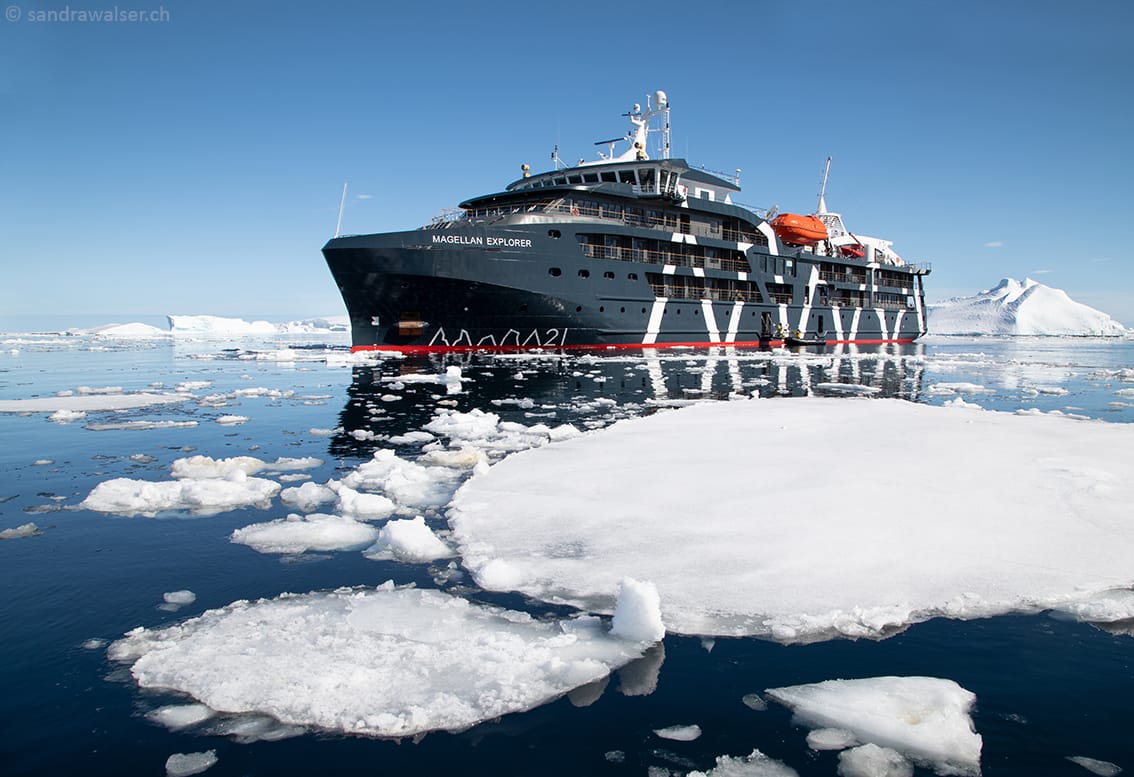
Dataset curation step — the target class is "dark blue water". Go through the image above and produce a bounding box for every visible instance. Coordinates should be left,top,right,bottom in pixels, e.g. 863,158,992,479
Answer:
2,334,1132,776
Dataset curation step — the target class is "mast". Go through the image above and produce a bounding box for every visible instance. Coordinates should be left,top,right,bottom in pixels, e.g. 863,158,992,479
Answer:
817,156,831,214
334,181,348,238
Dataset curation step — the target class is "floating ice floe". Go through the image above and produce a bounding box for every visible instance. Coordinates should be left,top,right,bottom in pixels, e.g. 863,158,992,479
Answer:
109,580,662,738
766,676,982,776
163,590,197,607
340,449,464,514
81,470,281,517
148,703,216,730
279,481,337,511
687,749,799,777
164,750,217,777
168,455,321,479
48,409,86,423
654,723,701,741
231,513,379,554
363,516,453,562
0,522,41,540
448,397,1134,641
1066,755,1123,776
0,391,192,414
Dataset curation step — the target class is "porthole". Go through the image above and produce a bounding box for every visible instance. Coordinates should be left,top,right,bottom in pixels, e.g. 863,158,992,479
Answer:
628,272,639,280
599,306,605,313
603,271,615,280
548,229,561,238
549,267,562,277
578,269,590,279
620,307,625,313
576,306,583,312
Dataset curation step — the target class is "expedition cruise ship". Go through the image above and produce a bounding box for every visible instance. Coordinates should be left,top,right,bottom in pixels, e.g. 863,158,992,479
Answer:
323,91,930,352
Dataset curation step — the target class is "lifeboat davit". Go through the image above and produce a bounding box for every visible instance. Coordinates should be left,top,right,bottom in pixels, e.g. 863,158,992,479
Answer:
770,213,828,245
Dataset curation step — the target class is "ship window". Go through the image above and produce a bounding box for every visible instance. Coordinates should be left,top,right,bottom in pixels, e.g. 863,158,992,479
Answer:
600,171,617,183
548,229,561,238
554,177,567,185
567,175,582,184
603,271,615,279
549,267,562,277
578,269,590,278
618,170,637,184
583,173,599,183
639,167,655,192
628,272,638,280
599,306,605,312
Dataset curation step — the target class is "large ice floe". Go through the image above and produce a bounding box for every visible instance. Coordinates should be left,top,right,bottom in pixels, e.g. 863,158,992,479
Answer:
448,396,1134,641
928,278,1128,336
109,580,663,738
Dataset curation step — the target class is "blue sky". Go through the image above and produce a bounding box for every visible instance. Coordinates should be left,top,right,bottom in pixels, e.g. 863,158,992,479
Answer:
2,0,1132,328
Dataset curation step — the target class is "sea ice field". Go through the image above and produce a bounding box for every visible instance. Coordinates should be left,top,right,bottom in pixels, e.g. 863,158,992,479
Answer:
2,325,1133,776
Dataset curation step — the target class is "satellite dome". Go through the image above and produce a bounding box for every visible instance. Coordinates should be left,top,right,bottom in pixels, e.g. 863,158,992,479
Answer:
654,90,668,108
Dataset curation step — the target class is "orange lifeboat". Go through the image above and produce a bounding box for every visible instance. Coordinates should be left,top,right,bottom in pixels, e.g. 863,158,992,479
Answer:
770,213,828,245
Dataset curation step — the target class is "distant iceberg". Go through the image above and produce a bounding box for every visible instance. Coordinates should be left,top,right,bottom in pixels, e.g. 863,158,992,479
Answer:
928,278,1128,336
62,322,171,338
167,315,348,335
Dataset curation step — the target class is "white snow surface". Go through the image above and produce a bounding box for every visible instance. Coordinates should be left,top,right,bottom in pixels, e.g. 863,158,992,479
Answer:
766,676,981,776
109,583,658,738
928,278,1128,336
448,397,1134,641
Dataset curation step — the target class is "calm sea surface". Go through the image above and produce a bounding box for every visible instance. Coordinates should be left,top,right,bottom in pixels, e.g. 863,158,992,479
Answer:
2,334,1132,776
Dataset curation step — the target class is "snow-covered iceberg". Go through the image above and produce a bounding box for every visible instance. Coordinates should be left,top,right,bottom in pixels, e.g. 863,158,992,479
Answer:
167,315,347,335
928,278,1128,336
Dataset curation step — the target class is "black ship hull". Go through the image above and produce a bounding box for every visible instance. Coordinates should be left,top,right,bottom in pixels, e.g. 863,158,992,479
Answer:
323,221,929,353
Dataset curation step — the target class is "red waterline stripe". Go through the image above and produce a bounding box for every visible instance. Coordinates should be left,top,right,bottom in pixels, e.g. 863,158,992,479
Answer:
350,338,917,355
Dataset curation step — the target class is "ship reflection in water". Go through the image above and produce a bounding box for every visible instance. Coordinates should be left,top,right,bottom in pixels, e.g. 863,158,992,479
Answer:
330,344,927,459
